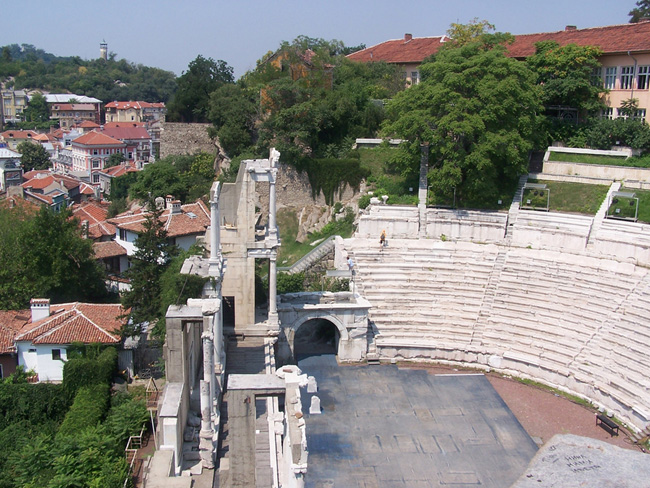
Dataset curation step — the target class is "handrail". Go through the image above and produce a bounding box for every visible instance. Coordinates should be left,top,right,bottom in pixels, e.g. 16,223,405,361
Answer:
277,235,336,274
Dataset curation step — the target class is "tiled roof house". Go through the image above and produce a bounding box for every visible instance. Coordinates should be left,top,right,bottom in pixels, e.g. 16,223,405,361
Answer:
0,310,30,378
14,299,126,381
347,22,650,121
70,130,126,184
108,196,211,255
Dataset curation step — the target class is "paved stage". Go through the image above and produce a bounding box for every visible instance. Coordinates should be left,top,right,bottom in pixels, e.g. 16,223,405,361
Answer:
298,355,538,488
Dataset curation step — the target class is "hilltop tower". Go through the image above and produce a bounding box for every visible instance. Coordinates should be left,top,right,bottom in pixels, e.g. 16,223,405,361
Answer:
100,40,107,60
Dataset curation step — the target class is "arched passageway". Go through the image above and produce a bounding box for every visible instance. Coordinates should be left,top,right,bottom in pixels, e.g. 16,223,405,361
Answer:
293,318,339,360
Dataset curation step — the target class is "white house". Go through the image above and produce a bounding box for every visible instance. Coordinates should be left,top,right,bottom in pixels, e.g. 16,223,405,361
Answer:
14,299,125,382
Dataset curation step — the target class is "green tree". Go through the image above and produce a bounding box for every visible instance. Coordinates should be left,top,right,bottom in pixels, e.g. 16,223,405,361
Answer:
382,35,541,206
526,41,604,116
630,0,650,22
104,152,124,169
0,206,108,309
22,92,50,126
167,55,234,122
16,141,50,171
208,83,259,157
128,160,186,202
121,201,179,335
445,18,495,48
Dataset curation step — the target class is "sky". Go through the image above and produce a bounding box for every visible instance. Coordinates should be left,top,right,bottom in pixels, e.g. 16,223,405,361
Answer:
1,0,632,80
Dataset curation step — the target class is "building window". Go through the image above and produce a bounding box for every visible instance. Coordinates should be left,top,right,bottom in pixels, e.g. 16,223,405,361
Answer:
633,108,647,123
52,349,62,360
602,107,614,119
92,159,101,169
93,149,98,155
128,152,133,160
620,66,635,90
92,173,100,184
604,67,617,89
638,65,650,90
590,67,603,86
119,228,127,241
411,71,420,84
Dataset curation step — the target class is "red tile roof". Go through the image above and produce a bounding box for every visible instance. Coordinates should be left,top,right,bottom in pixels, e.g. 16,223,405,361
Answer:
105,101,164,110
52,103,95,111
0,311,30,353
109,200,211,238
78,121,101,128
16,302,125,345
507,21,650,58
347,35,447,64
71,201,115,240
93,240,128,259
72,130,125,147
1,130,38,140
102,126,151,141
101,162,138,178
104,122,146,128
347,22,650,66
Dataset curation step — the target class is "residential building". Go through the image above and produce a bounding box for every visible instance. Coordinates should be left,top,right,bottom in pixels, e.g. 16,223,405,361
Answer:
104,101,166,123
101,125,153,165
70,130,126,184
44,94,102,125
50,103,98,128
96,160,138,195
15,299,125,382
21,170,96,205
347,21,650,121
507,22,650,122
0,310,29,378
347,33,445,86
109,196,211,254
1,90,29,125
0,129,39,151
0,147,23,192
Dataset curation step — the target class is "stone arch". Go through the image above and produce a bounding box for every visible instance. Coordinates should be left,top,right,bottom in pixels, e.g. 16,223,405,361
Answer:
278,312,351,365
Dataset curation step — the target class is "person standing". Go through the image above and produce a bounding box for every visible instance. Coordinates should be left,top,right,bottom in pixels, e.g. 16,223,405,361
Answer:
379,229,386,251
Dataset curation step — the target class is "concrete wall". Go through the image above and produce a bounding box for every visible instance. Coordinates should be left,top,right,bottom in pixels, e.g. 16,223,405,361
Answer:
542,161,650,182
16,342,68,381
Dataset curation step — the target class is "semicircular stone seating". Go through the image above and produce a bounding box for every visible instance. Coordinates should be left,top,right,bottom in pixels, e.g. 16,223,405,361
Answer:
344,236,650,433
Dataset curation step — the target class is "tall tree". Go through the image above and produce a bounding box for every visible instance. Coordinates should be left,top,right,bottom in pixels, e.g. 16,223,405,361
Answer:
382,34,541,206
629,0,650,22
16,141,50,171
22,92,50,125
0,206,109,309
121,202,179,335
167,55,234,122
526,41,604,115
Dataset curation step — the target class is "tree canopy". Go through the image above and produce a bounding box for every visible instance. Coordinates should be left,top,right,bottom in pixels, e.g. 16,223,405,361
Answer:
629,0,650,22
121,201,179,335
0,206,110,309
382,35,541,206
167,55,235,122
16,141,50,171
526,41,604,116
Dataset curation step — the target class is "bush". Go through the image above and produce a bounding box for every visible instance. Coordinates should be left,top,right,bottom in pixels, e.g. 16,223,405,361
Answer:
277,272,305,294
63,347,117,402
57,384,110,439
104,397,149,445
0,383,68,431
358,194,371,209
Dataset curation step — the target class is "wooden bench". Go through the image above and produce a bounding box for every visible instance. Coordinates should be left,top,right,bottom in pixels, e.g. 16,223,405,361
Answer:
596,413,619,436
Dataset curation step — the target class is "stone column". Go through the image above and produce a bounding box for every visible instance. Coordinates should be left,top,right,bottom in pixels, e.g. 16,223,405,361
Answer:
268,254,278,326
199,330,215,468
418,142,429,238
209,182,221,275
268,168,278,240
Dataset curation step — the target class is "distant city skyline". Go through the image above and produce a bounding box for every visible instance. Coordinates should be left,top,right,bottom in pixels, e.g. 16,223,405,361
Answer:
0,0,631,80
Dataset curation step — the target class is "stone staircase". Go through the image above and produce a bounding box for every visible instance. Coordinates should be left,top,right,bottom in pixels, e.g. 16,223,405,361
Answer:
586,181,621,248
470,250,507,347
505,174,529,242
278,236,336,275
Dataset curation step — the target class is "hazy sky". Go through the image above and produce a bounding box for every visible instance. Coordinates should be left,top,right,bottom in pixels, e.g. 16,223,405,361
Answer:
1,0,631,79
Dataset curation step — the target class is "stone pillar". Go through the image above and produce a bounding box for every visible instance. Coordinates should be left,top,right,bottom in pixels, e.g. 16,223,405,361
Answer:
209,182,221,275
268,254,278,326
202,329,215,420
199,379,215,468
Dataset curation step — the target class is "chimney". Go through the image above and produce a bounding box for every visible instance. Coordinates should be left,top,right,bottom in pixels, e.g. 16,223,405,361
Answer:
81,220,89,238
404,33,413,42
30,298,51,322
171,200,182,215
166,195,173,209
565,25,577,31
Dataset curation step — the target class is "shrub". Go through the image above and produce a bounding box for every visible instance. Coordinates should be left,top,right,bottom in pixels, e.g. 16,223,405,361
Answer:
277,272,305,294
63,347,117,402
57,384,110,439
358,194,371,209
104,397,149,445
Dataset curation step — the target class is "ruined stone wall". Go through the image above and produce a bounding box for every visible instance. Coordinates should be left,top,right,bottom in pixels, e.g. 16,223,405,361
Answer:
256,163,366,242
159,122,217,159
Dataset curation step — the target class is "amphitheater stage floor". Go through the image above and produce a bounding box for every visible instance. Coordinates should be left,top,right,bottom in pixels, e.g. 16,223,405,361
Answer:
297,354,538,488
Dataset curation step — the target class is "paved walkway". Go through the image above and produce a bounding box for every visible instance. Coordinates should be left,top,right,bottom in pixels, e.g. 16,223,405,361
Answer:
298,355,538,488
